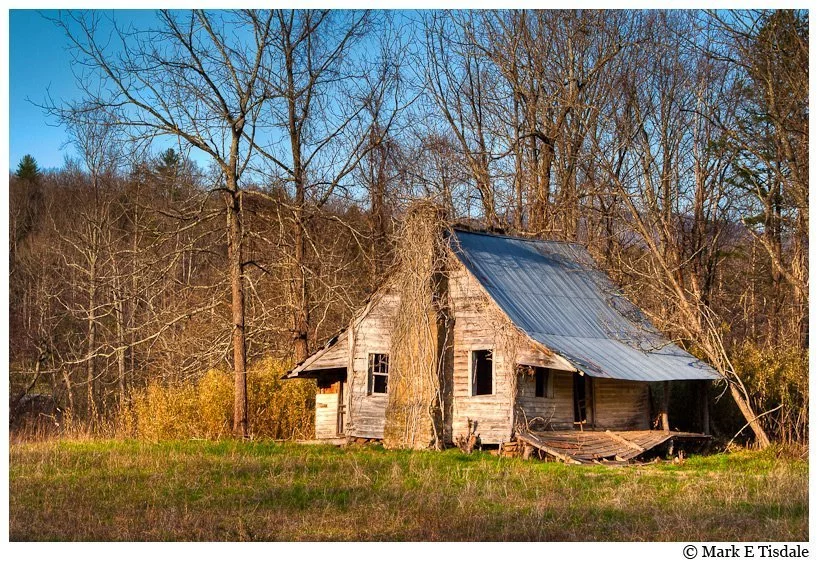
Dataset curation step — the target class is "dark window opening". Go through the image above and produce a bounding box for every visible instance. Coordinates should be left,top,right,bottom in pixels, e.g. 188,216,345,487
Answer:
573,373,587,423
472,350,493,396
534,367,552,398
368,353,389,395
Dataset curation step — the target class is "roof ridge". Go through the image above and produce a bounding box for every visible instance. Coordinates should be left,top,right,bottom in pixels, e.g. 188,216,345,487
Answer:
451,227,587,248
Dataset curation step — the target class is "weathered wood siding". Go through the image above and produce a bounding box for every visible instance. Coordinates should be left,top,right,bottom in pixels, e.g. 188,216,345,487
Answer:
335,257,651,442
346,290,400,439
516,369,576,430
305,333,348,372
593,378,650,430
516,372,651,431
447,262,589,443
448,264,516,444
315,393,339,439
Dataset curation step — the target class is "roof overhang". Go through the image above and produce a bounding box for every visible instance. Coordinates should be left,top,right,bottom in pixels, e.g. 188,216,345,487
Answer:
283,277,397,379
283,330,348,379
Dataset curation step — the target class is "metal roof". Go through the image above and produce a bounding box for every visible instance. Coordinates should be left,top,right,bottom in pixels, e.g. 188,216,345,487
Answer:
450,229,721,382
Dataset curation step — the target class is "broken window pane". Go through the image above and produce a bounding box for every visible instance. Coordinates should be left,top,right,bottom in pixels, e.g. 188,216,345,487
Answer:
368,353,389,394
472,350,493,396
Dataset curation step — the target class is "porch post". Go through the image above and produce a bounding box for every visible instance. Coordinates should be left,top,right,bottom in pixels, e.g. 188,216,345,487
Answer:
660,381,670,431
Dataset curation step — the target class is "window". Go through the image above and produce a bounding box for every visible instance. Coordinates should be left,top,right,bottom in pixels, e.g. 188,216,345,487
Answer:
534,367,554,399
471,350,493,396
368,353,389,395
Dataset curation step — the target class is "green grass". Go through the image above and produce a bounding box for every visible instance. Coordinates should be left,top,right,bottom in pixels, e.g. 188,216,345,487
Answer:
9,440,808,541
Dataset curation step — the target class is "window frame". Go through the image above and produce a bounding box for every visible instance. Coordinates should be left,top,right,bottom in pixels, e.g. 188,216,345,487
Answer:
469,349,495,396
534,367,555,399
367,352,390,396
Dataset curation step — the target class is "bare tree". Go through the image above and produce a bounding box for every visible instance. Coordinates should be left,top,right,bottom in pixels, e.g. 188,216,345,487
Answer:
53,10,277,437
247,10,404,362
422,12,504,228
710,10,808,346
588,12,772,446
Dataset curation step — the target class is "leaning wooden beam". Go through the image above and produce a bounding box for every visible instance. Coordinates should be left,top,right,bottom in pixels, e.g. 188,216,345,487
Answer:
516,431,582,464
605,430,647,452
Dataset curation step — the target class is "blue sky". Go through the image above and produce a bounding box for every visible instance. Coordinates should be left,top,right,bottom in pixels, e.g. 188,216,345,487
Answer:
8,9,412,176
9,10,160,171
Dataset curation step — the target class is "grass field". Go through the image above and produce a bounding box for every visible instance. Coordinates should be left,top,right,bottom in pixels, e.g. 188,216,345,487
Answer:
9,440,808,541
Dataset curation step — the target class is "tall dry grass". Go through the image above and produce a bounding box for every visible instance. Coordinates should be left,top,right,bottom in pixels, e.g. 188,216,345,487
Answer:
118,358,315,440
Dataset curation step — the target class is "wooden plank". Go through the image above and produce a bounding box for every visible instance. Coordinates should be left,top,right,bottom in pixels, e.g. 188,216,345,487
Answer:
634,435,673,453
605,430,645,452
667,431,711,439
315,393,339,439
521,429,701,463
530,430,671,462
516,431,581,464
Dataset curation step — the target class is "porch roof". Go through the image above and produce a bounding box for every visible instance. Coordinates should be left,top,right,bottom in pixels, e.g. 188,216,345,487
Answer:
284,330,348,378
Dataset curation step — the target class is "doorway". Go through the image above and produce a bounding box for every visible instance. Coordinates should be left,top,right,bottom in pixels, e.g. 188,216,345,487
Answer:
573,373,587,426
337,377,347,436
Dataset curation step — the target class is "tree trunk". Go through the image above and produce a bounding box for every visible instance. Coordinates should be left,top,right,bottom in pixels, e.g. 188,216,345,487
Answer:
225,188,248,438
87,256,97,421
530,138,554,235
728,382,771,448
62,369,75,419
292,215,310,363
112,252,127,406
369,148,388,285
474,166,498,229
115,290,127,405
513,98,524,232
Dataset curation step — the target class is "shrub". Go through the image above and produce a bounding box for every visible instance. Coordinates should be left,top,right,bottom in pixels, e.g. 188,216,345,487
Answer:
247,358,316,439
731,342,808,444
120,358,316,440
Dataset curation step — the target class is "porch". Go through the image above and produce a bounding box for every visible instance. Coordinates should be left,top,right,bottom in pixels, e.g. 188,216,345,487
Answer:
515,429,711,464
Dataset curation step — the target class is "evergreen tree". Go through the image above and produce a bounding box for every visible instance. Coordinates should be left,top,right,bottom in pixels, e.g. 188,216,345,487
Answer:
15,154,40,181
155,148,181,199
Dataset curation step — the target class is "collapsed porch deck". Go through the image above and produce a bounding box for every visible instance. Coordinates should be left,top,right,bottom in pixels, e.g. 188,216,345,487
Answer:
516,430,710,464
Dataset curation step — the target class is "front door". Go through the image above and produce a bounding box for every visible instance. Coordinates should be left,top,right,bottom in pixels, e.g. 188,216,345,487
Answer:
337,377,347,436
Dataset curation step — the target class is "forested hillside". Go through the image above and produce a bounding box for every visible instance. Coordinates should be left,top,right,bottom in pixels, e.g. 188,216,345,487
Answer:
9,10,807,444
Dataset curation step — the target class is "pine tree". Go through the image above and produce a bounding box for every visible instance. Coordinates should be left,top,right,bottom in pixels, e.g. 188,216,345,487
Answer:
15,154,40,181
155,148,181,199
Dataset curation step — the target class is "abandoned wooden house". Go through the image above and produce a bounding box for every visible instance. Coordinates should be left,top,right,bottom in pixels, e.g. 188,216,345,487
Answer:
285,221,718,462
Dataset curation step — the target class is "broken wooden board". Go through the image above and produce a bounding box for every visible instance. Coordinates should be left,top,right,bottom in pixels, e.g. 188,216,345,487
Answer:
515,429,710,464
516,431,582,464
